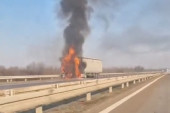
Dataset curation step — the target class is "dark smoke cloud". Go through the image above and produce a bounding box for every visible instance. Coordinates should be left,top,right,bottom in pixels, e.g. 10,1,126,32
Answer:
100,0,170,55
60,0,90,56
83,0,170,68
101,26,170,54
96,14,110,31
89,0,129,31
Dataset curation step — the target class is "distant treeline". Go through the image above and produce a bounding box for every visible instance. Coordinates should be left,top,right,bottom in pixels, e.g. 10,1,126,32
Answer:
0,63,60,76
103,66,161,73
0,63,161,76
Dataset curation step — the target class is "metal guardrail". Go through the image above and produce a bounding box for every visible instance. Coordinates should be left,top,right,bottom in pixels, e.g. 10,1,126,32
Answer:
0,73,159,99
0,73,162,113
0,72,161,84
99,71,162,77
0,74,161,97
0,75,60,83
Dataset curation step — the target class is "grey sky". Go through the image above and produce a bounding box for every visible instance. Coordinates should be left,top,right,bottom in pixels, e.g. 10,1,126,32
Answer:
0,0,170,68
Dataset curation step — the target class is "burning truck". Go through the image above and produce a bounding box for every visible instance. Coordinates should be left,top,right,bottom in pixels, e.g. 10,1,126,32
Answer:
61,47,102,78
60,0,101,78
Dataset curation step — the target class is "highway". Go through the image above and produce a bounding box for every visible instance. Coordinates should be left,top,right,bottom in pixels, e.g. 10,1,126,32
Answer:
100,75,169,113
0,77,118,90
0,74,128,90
0,73,162,113
0,78,88,90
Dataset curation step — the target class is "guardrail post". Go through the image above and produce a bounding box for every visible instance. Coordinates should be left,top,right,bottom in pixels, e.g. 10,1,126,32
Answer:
86,92,91,101
4,89,13,96
6,79,9,83
81,81,84,84
126,82,129,87
4,90,9,96
96,80,98,84
133,80,136,84
138,79,141,82
121,83,125,88
55,84,59,88
10,89,13,96
36,106,43,113
109,87,112,93
24,78,27,82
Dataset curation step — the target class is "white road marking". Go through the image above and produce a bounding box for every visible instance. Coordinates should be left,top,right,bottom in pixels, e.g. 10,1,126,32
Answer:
99,75,164,113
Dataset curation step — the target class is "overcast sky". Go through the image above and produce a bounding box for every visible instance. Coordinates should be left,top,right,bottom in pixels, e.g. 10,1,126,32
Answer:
0,0,170,68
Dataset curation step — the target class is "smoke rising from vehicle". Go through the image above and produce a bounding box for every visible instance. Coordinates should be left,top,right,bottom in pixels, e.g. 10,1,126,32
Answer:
60,0,90,78
60,0,90,56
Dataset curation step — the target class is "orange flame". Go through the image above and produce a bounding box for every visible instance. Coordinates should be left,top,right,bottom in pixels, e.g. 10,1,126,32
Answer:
61,47,81,78
74,57,81,78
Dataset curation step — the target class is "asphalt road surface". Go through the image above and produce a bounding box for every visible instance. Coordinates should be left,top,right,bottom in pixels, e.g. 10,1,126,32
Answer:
0,76,118,90
0,78,91,90
0,75,128,90
106,75,169,113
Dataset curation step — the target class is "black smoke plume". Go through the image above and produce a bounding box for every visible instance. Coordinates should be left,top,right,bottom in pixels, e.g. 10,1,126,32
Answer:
60,0,90,56
60,0,90,77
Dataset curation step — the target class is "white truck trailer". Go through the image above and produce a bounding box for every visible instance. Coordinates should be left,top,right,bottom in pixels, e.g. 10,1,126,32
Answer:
81,57,102,78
